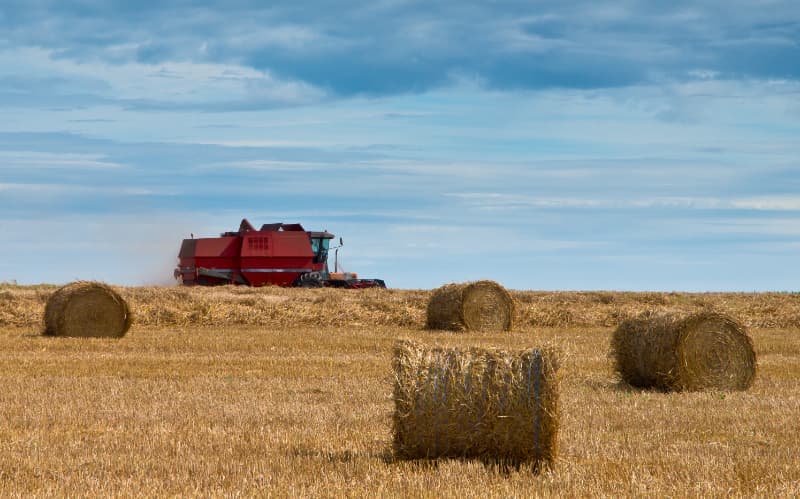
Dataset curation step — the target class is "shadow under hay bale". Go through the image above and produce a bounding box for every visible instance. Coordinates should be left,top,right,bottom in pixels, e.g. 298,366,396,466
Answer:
612,310,756,392
426,280,514,331
44,281,133,338
392,340,559,470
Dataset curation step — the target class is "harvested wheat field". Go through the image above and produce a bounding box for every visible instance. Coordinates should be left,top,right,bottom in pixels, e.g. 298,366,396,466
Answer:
0,283,799,496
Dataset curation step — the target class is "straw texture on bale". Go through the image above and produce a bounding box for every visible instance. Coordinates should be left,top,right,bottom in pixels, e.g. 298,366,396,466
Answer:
44,281,132,338
426,280,514,331
392,340,559,469
612,311,756,392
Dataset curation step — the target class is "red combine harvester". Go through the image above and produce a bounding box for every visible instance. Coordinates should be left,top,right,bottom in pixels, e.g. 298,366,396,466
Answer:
174,219,386,288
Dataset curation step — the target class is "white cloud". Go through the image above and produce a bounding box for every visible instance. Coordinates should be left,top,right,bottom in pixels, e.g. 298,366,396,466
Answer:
447,193,800,212
707,218,800,236
175,138,333,148
447,193,604,209
212,19,361,57
0,182,170,197
207,159,320,171
688,69,720,80
366,160,495,177
0,151,122,169
630,197,725,209
0,47,326,107
731,196,800,211
225,25,326,51
0,183,78,193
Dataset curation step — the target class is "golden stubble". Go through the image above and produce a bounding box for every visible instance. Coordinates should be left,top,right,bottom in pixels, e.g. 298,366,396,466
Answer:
3,284,800,330
0,285,798,496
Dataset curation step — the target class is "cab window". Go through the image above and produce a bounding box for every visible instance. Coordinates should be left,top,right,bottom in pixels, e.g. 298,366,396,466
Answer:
311,238,330,263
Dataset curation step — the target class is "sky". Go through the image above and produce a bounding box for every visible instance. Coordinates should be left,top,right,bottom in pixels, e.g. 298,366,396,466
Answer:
1,1,799,291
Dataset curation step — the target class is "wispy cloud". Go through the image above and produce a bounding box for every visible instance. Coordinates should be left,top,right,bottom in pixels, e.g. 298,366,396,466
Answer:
705,218,800,237
207,159,321,171
0,183,77,194
0,183,171,197
447,193,605,209
0,151,122,170
0,47,326,110
448,193,800,211
731,196,800,211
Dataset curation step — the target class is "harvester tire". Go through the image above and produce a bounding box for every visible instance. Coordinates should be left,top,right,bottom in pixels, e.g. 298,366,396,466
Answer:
298,278,323,288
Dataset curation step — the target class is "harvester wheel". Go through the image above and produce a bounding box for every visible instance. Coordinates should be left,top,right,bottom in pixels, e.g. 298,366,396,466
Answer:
298,279,323,288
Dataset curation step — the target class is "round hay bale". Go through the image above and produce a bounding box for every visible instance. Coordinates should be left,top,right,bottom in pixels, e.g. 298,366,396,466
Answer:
612,311,756,392
44,281,132,338
426,280,514,331
392,339,559,469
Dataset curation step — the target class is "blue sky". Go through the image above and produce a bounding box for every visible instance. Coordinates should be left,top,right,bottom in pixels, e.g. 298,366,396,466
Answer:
1,1,799,290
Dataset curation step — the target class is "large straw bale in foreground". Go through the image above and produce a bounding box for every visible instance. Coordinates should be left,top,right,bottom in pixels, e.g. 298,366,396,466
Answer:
612,311,756,391
392,340,559,469
426,280,514,331
44,281,132,338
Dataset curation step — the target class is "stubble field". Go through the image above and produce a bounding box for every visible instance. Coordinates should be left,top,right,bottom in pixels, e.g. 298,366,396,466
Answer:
0,284,798,497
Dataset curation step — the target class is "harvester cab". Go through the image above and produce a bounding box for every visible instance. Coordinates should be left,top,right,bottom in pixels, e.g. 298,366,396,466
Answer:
174,219,386,289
